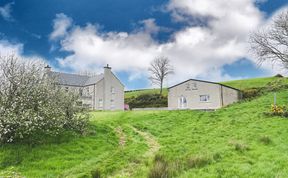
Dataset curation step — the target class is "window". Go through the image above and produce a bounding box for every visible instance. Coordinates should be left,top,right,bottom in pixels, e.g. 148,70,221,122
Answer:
111,87,115,94
86,87,90,94
99,99,103,108
185,83,191,91
191,83,197,90
200,95,210,102
111,99,115,109
79,88,83,96
185,82,197,91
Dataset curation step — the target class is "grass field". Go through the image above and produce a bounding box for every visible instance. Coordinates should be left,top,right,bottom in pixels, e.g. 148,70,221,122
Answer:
1,77,288,177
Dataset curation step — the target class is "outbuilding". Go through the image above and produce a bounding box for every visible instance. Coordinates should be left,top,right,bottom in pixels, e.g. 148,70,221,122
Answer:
168,79,242,110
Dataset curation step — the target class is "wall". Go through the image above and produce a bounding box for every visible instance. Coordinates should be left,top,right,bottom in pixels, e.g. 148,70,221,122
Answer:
103,67,124,110
222,86,241,106
95,79,104,110
168,80,222,110
60,85,93,108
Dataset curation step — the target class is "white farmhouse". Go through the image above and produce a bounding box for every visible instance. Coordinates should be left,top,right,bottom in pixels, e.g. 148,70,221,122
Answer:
45,65,124,110
168,79,241,110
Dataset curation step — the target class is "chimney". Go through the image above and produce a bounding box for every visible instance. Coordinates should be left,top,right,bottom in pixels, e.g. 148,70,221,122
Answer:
44,65,52,73
104,64,111,70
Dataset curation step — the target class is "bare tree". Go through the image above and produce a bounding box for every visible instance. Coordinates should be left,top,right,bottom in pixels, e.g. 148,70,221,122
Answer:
148,56,174,95
250,10,288,68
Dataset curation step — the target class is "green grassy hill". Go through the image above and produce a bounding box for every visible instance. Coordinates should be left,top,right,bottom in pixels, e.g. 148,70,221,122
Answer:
221,76,288,90
125,88,168,99
1,76,288,177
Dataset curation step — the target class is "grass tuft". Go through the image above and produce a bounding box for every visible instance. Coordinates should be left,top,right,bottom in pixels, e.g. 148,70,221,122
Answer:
259,135,272,145
230,141,249,152
186,155,211,169
149,155,170,178
91,169,101,178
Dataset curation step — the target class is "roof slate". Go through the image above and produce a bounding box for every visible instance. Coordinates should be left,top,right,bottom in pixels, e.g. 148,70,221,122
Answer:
49,72,104,86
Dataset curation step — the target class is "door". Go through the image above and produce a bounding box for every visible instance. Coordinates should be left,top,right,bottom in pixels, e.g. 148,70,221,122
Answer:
178,96,187,109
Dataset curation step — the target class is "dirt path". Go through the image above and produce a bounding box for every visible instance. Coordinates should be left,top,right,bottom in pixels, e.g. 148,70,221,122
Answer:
115,126,126,147
109,126,160,178
130,126,160,158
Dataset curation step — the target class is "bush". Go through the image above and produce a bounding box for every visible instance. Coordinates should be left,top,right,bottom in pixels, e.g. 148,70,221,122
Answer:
271,104,284,115
242,88,262,99
274,74,283,78
125,93,167,109
0,55,88,143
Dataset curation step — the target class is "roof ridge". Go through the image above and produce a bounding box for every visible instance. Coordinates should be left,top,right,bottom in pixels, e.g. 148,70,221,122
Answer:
168,78,240,91
51,71,101,77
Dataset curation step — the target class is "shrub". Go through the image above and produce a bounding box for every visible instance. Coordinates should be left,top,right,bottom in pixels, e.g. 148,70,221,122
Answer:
274,74,283,78
271,104,284,115
0,55,88,143
242,88,262,99
125,93,167,109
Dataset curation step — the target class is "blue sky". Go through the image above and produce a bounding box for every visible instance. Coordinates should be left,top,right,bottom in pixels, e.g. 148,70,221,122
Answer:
0,0,287,89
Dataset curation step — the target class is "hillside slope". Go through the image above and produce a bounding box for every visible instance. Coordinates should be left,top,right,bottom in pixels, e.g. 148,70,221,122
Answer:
1,86,288,177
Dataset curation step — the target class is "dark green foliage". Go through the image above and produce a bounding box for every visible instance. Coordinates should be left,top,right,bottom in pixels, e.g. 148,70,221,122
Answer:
274,74,283,78
242,88,263,99
125,93,167,109
91,169,101,178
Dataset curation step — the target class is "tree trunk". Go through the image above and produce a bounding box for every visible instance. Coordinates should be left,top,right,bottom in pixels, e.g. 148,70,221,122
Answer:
160,81,163,96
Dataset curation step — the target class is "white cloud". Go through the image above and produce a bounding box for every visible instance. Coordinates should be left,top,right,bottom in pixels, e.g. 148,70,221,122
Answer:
0,2,14,21
0,40,23,56
0,40,49,69
50,13,72,40
53,1,284,87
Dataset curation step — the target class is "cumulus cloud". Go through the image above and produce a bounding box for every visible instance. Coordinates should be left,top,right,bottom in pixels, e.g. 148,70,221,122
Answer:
52,0,283,87
0,40,23,56
50,13,73,40
0,2,14,21
0,40,48,69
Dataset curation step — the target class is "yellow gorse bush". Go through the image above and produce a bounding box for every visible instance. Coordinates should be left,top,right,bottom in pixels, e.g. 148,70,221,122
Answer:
271,104,284,114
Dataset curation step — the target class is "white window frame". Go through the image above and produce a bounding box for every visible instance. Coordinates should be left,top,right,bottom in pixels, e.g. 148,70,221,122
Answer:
111,99,115,109
200,95,210,102
98,99,103,108
111,87,115,94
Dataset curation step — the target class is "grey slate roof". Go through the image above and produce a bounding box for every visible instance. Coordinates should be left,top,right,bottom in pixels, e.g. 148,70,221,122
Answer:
49,72,104,86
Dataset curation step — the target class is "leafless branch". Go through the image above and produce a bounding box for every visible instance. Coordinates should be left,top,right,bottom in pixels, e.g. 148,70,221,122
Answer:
148,56,174,95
